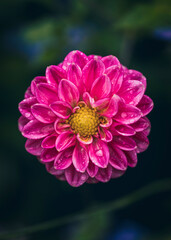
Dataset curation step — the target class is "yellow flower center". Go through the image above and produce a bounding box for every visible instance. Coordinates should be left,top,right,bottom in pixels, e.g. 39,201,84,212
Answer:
68,106,100,137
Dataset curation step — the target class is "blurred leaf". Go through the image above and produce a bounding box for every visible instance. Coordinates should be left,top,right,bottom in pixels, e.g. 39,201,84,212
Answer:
70,211,110,240
116,2,171,32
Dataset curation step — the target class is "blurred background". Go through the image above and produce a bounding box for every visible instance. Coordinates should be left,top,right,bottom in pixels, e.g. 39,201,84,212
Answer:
0,0,171,239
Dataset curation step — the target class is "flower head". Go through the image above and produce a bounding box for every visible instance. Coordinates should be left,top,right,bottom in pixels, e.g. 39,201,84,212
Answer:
18,50,153,187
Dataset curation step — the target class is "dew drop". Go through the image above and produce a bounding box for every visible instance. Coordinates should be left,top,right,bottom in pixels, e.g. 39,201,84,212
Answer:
96,150,103,157
121,112,127,118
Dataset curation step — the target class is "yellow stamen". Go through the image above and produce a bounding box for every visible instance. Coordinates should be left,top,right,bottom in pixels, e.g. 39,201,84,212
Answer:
68,106,100,137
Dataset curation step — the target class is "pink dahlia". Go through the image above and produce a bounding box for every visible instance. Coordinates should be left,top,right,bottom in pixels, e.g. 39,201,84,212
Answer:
18,50,153,187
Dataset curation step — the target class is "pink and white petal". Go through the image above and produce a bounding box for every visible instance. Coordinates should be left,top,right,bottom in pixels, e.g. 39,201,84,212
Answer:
40,148,58,162
102,55,120,68
77,134,93,145
19,97,37,120
114,102,142,124
82,59,105,92
31,103,56,123
111,167,126,178
31,76,47,95
114,124,136,136
109,145,127,170
54,147,73,170
112,135,137,151
25,139,43,156
101,94,120,118
92,98,110,113
100,116,113,128
72,143,89,172
46,65,66,87
95,165,112,182
67,63,85,94
90,74,111,100
35,83,58,105
18,116,29,131
58,79,79,107
131,117,150,132
50,101,72,119
132,132,149,153
22,120,54,139
41,134,57,148
82,92,95,107
105,65,123,93
62,50,88,70
88,55,102,61
118,80,145,105
143,124,151,136
98,127,113,142
25,87,33,98
87,161,98,178
45,162,64,175
55,132,76,152
89,138,109,168
54,118,70,134
137,95,154,116
65,165,88,187
124,150,137,167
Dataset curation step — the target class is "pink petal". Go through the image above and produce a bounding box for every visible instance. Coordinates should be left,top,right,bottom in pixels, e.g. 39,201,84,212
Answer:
131,117,150,132
58,79,79,107
112,135,137,151
46,162,64,175
99,117,113,128
137,95,154,116
31,76,46,95
25,87,33,98
18,116,29,131
98,127,113,142
67,63,85,94
22,120,54,139
35,83,58,105
31,103,56,123
109,146,127,170
92,98,110,112
118,80,145,105
132,132,149,153
62,50,88,70
54,118,70,134
41,134,57,148
114,124,135,136
19,97,37,120
25,139,43,156
72,143,89,172
82,92,95,107
82,58,105,92
88,55,102,61
54,147,73,170
87,161,98,177
101,94,120,117
50,101,72,119
77,134,93,145
102,55,120,68
114,102,142,124
111,167,126,178
124,69,146,89
55,132,76,151
105,65,123,93
89,138,109,168
95,165,112,182
40,148,58,162
124,150,137,167
90,74,111,100
65,165,88,187
46,65,66,87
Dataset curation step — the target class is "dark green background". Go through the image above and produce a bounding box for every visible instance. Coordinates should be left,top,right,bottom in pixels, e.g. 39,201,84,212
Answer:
0,0,171,239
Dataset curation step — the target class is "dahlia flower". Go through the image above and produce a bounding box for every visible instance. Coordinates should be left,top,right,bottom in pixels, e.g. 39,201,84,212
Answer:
18,50,153,187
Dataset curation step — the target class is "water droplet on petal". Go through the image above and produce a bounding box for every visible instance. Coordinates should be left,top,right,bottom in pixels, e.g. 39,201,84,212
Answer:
96,150,103,156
